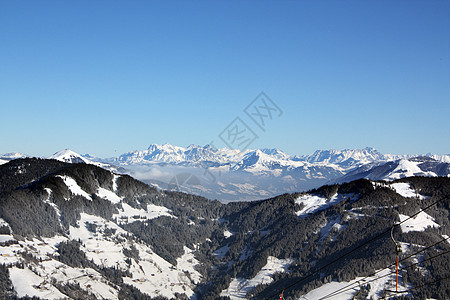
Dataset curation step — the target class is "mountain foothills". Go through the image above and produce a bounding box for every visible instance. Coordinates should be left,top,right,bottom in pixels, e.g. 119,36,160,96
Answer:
2,144,449,202
0,158,449,299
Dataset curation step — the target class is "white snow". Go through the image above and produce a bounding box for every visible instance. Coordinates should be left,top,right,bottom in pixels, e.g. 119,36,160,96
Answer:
112,174,120,192
43,188,61,218
113,203,175,224
0,218,10,228
122,243,200,299
296,193,358,216
0,152,28,160
9,266,68,299
298,268,396,300
49,149,89,164
399,212,440,233
69,213,129,268
0,158,7,165
56,175,92,200
319,218,346,241
96,187,123,204
387,159,436,180
391,182,427,199
220,256,294,299
0,214,200,300
224,229,234,238
0,235,15,243
176,246,202,284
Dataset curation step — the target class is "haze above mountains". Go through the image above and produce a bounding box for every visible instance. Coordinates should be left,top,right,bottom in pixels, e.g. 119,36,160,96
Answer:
1,144,449,202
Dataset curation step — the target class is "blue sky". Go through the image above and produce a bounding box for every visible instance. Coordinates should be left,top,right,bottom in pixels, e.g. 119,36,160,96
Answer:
1,0,449,158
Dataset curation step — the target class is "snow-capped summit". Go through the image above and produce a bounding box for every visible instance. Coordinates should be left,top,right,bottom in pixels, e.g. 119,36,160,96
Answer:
0,152,28,161
49,149,120,173
48,149,89,164
115,143,245,166
335,156,450,183
259,148,290,160
301,147,385,168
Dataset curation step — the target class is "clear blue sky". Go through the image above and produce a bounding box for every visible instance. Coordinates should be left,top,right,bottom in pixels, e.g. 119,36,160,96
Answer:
1,0,449,158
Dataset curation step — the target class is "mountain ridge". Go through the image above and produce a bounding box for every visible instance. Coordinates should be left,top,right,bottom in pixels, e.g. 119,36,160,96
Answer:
0,158,448,299
2,145,449,202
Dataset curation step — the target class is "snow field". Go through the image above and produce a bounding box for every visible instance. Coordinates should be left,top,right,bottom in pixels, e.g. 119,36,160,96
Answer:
113,203,175,224
97,186,123,204
387,159,437,180
0,212,201,299
220,256,294,299
390,182,427,199
56,175,92,200
295,193,358,216
399,212,440,233
298,267,408,300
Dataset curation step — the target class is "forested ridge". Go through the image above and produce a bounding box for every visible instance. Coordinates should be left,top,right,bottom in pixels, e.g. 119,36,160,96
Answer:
0,159,448,299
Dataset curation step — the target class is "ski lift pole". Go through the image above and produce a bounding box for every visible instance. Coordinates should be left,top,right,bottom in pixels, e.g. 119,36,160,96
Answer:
391,224,402,292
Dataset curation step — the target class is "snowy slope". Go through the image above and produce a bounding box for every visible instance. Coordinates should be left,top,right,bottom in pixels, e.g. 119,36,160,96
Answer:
300,147,386,168
0,159,449,299
0,152,28,161
49,149,119,172
335,157,450,184
220,256,294,299
48,149,90,164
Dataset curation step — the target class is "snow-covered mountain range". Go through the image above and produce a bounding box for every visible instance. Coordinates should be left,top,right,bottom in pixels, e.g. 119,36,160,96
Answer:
2,145,449,202
0,158,448,299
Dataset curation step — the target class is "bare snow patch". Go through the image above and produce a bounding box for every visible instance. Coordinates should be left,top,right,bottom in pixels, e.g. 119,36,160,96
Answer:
387,159,436,180
399,212,439,233
299,268,395,300
43,188,61,218
391,182,427,199
220,256,294,299
319,217,346,241
0,235,14,243
112,174,120,192
9,266,68,299
96,187,123,204
56,175,92,200
113,203,175,224
224,229,233,238
296,193,358,216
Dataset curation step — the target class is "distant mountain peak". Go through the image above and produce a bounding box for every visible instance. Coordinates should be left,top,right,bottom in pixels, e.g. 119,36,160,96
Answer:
48,149,88,164
0,152,28,160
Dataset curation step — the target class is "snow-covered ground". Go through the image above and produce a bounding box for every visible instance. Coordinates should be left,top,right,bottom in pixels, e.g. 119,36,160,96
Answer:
391,182,427,199
220,256,294,299
399,212,440,233
97,186,123,203
113,203,175,224
0,234,15,243
387,159,437,180
224,229,233,238
295,193,358,216
56,175,92,200
298,267,407,300
0,212,200,299
319,217,346,241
